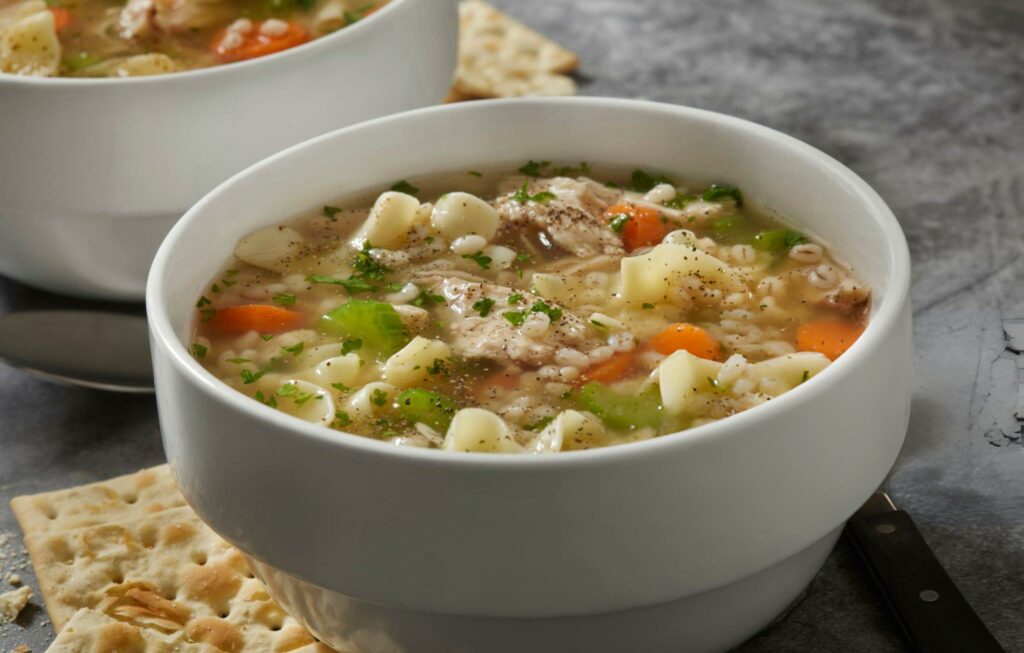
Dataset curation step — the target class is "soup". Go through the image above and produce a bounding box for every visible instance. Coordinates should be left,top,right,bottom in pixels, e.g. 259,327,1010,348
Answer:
0,0,384,77
191,164,870,453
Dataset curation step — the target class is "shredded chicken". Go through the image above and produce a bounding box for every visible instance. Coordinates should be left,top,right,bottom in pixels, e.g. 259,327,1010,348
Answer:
495,176,624,257
120,0,233,38
436,278,600,367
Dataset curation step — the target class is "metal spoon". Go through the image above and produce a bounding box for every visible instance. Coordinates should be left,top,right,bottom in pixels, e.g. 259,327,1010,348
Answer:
0,311,153,393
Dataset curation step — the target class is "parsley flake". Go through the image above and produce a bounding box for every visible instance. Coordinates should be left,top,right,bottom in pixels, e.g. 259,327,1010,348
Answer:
463,251,492,269
511,181,556,205
472,297,496,317
341,338,362,355
323,205,342,220
190,343,207,359
609,213,631,233
503,311,527,327
390,179,420,195
273,293,296,306
517,160,550,177
281,342,304,355
240,368,265,384
371,388,389,407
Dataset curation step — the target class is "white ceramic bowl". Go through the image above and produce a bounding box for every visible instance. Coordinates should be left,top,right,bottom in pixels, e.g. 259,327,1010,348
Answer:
0,0,456,300
148,98,913,653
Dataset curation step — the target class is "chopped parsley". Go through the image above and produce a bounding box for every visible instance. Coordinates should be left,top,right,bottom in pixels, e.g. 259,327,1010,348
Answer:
510,180,556,205
664,194,697,209
503,311,527,327
370,388,389,407
552,161,591,176
514,252,531,262
195,295,212,308
472,297,496,317
467,170,483,177
608,213,631,233
323,205,342,220
333,410,352,428
412,290,445,307
331,382,351,393
343,3,374,24
352,241,390,280
701,184,743,205
224,269,239,277
426,358,446,375
530,299,563,322
190,343,207,359
463,251,492,269
260,333,274,341
240,368,265,385
590,318,608,329
211,283,221,294
641,303,655,310
341,338,363,355
630,169,675,192
199,308,217,323
801,370,811,384
277,383,317,405
280,342,304,355
751,229,808,252
254,391,277,408
517,160,550,177
525,415,556,431
390,179,420,195
507,293,524,305
273,293,296,306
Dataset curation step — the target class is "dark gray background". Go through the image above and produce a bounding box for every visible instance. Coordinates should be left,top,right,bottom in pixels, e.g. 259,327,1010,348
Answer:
2,0,1022,650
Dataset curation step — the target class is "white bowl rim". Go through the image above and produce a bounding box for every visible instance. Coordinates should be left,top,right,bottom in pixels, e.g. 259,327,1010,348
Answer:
147,96,912,469
0,0,407,87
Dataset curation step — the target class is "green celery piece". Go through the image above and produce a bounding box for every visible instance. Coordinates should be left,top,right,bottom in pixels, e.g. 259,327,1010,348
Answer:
577,382,663,430
397,388,458,432
751,229,808,252
710,214,757,244
318,300,409,358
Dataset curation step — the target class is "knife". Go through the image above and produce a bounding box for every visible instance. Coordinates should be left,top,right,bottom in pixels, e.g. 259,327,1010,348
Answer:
844,492,1005,653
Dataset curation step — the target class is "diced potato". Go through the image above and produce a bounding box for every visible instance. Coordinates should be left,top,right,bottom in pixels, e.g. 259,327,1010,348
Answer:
431,192,499,242
0,9,60,77
750,352,829,396
531,272,611,309
443,408,522,453
234,226,304,273
620,243,746,305
110,53,177,77
382,336,451,388
654,349,724,416
531,410,603,453
353,191,419,249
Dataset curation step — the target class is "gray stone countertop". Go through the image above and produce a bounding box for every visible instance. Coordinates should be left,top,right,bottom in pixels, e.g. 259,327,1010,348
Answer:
1,0,1022,650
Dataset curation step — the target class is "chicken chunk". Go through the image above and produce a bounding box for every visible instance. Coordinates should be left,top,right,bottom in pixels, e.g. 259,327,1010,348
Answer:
436,278,600,367
120,0,233,39
495,177,624,257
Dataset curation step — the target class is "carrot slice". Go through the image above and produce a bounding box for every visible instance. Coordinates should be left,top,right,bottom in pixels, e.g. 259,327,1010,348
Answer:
49,7,71,31
795,320,865,360
211,305,305,334
649,323,720,359
213,21,309,62
606,203,668,251
579,351,636,384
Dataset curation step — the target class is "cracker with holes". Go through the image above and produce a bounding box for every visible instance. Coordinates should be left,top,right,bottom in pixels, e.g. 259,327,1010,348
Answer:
10,465,185,536
454,0,579,99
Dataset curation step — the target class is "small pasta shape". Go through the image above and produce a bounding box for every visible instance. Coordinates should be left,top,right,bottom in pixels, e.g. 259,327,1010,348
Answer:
443,408,522,453
313,353,362,386
348,382,398,421
382,336,452,388
234,225,304,273
274,380,334,425
431,192,499,242
531,410,604,453
354,191,420,249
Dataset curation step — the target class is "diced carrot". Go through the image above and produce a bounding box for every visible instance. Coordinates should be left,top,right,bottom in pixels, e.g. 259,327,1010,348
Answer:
606,203,668,251
648,323,720,359
49,7,71,32
213,21,309,63
211,304,305,334
795,320,865,360
579,351,636,384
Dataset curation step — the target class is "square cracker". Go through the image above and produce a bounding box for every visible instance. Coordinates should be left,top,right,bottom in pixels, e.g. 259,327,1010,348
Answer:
26,506,332,652
455,0,578,98
47,609,334,653
11,465,185,536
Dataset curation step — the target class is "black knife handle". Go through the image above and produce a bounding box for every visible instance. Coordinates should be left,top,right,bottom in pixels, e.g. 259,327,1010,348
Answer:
845,510,1004,653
